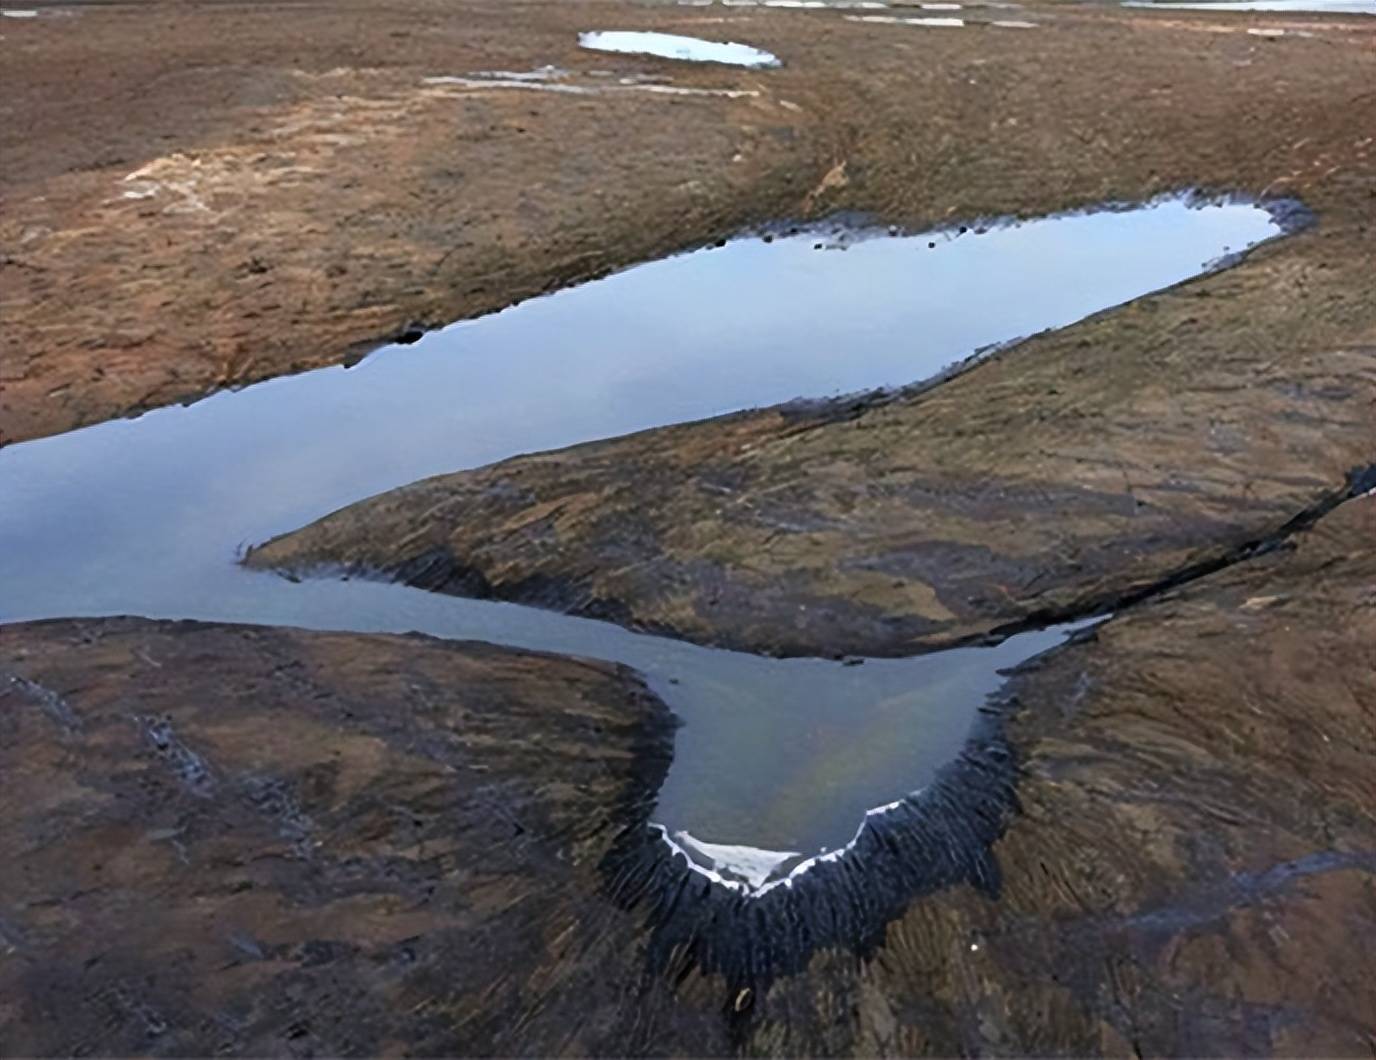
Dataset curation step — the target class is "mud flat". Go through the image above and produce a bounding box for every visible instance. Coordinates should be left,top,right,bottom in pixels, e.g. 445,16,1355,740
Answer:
4,495,1374,1054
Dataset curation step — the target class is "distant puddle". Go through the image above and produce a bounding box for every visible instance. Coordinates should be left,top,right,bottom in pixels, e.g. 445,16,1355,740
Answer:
703,0,891,6
0,197,1287,892
578,30,782,67
1125,0,1373,11
849,13,968,23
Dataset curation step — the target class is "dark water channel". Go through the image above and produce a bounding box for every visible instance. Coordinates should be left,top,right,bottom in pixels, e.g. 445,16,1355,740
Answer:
0,197,1284,892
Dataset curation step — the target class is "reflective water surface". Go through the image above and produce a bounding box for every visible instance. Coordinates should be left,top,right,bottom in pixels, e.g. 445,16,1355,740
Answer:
578,30,783,67
0,198,1284,890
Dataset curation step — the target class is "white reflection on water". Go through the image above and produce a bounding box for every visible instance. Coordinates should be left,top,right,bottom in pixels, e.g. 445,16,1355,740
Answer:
578,30,782,67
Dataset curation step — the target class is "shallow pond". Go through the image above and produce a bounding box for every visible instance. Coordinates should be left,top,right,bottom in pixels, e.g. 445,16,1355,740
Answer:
0,197,1285,891
578,30,782,67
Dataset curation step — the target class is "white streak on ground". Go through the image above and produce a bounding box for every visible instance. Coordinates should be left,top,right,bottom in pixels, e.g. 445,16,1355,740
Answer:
672,833,802,889
659,798,917,898
421,75,759,99
847,13,968,23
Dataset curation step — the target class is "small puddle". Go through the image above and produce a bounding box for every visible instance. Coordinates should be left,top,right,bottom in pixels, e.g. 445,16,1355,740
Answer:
1125,0,1373,11
0,196,1289,893
578,30,783,67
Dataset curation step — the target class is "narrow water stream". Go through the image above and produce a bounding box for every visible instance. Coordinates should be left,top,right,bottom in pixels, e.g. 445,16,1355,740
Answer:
0,197,1285,892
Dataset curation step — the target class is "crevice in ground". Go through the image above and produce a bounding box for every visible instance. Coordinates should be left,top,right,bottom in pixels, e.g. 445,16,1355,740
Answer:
977,460,1376,648
590,463,1375,1002
259,459,1376,664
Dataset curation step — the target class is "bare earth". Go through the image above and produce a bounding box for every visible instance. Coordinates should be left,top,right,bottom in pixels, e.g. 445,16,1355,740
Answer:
2,0,1375,1054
